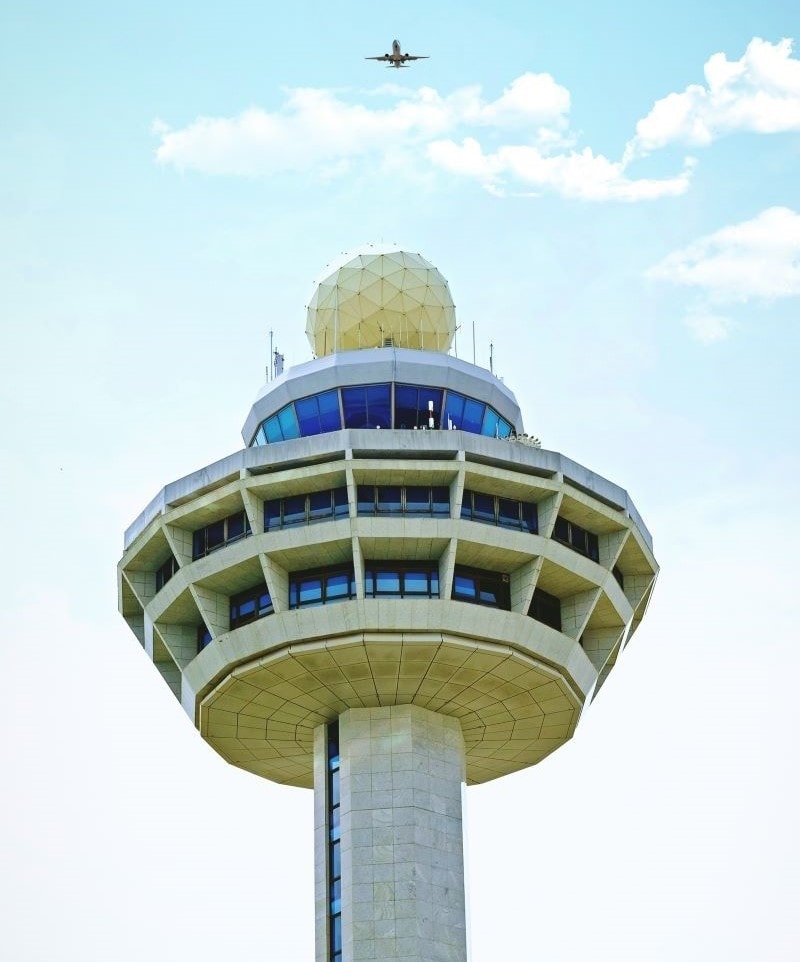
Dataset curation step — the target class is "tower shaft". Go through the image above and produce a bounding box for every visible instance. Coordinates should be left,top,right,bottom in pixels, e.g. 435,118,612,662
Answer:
314,706,467,962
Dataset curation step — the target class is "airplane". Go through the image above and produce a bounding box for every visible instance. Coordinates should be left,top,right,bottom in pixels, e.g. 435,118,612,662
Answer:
366,39,429,68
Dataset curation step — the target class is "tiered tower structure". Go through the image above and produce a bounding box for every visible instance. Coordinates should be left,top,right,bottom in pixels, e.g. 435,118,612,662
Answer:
118,248,658,962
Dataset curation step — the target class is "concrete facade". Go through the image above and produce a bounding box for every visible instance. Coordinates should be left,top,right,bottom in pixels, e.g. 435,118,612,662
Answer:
314,707,467,962
118,251,658,961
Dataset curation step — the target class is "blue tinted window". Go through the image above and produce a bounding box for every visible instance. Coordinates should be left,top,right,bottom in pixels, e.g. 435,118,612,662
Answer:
444,392,465,429
265,415,283,444
463,398,485,433
333,486,349,517
308,490,331,521
317,390,341,432
405,486,430,512
377,486,402,514
277,404,300,440
496,416,512,439
230,583,273,628
482,408,500,438
432,486,450,516
325,572,351,601
206,520,225,551
394,384,443,429
452,567,510,609
264,499,281,531
453,574,476,600
473,492,495,523
376,570,401,595
357,485,375,514
498,498,520,528
295,395,322,435
283,494,306,526
342,384,391,428
522,503,538,533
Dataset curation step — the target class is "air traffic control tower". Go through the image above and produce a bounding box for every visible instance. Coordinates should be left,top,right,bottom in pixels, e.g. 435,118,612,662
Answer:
118,249,658,962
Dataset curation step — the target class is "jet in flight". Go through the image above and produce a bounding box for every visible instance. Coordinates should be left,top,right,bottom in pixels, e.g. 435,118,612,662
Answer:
366,39,429,68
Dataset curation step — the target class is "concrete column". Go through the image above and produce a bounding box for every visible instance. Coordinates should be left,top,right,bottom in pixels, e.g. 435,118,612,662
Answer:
314,705,468,962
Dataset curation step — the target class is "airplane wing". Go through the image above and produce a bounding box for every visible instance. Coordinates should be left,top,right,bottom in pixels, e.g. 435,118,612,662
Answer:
402,55,429,60
365,54,391,61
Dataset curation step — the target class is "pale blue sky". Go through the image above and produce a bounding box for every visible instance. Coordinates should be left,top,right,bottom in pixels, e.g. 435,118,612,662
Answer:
2,2,799,960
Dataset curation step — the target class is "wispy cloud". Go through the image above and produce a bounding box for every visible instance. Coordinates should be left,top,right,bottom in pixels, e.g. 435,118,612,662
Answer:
427,140,693,201
154,37,799,201
647,206,800,341
624,37,800,161
154,76,572,178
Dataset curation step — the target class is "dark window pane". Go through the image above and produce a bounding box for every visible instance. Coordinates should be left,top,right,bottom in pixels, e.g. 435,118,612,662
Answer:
365,384,391,428
206,520,225,552
497,498,520,528
317,390,342,432
197,625,212,652
460,489,473,520
530,588,561,630
342,387,369,428
330,878,341,914
432,486,450,516
237,598,256,618
329,804,340,840
394,384,420,429
496,417,512,439
331,915,342,952
479,583,500,605
377,486,402,514
405,486,430,512
333,486,349,517
330,840,340,876
227,511,246,541
308,489,332,521
587,532,599,562
570,525,586,552
357,485,374,515
258,591,273,616
283,494,306,526
364,570,375,596
522,503,538,533
553,516,570,542
264,499,281,531
192,530,205,559
473,493,495,524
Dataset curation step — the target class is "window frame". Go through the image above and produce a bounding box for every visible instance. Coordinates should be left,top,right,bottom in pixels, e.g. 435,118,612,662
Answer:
451,565,511,610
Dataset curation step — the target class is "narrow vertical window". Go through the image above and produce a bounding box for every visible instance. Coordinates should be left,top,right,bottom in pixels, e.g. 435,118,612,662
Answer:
327,721,342,962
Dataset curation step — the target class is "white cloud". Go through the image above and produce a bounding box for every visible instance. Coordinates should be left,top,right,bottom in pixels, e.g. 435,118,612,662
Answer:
155,76,571,177
428,138,692,201
625,37,800,160
156,39,797,200
154,73,686,200
647,206,800,302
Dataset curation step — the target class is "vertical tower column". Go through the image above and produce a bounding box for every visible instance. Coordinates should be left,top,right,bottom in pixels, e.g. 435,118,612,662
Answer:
314,705,468,962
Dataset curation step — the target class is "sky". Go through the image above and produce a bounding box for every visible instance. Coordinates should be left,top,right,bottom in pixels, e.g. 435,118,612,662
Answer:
2,1,799,959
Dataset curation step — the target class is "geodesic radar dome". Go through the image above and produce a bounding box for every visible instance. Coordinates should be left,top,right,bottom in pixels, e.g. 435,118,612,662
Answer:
306,249,456,357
